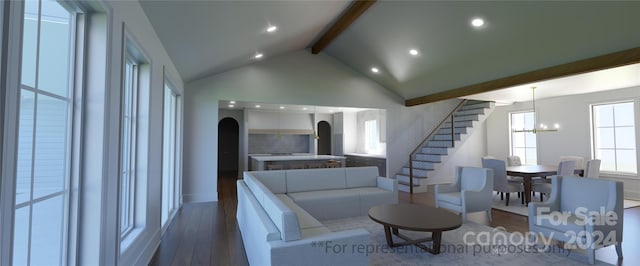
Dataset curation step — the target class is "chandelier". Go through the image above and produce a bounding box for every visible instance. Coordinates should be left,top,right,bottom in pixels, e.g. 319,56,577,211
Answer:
512,87,559,134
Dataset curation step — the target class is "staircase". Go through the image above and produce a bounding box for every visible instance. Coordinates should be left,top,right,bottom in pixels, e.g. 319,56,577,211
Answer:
395,100,494,193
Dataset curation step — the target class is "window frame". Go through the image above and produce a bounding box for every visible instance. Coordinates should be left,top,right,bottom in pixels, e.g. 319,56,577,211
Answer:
509,110,538,165
7,1,84,265
590,100,638,175
119,55,139,238
161,77,181,231
118,31,151,252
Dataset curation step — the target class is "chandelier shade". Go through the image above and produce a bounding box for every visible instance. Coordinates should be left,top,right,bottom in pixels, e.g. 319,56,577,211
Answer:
512,87,559,134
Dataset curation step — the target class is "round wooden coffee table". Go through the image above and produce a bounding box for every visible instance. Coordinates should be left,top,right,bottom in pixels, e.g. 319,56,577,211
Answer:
368,204,461,254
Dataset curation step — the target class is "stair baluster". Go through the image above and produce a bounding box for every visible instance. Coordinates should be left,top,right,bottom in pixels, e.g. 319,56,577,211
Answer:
408,100,468,194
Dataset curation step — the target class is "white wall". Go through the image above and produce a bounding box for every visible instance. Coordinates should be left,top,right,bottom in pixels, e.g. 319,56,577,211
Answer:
486,86,640,199
183,50,460,202
433,122,488,183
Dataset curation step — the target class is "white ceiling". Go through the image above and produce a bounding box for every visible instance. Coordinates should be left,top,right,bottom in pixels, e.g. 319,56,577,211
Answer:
140,1,640,104
139,0,350,82
463,63,640,105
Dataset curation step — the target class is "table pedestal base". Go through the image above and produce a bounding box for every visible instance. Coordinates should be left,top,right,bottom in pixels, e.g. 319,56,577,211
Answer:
383,225,442,254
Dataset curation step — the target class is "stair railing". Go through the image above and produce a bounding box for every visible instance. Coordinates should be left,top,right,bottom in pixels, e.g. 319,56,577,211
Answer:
408,99,468,194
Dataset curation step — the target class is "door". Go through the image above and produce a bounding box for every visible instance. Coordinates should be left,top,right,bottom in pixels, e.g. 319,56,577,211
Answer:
317,121,331,155
218,117,239,175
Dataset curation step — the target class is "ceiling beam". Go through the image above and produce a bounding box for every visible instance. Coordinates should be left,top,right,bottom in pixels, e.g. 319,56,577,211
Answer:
405,46,640,106
311,0,376,55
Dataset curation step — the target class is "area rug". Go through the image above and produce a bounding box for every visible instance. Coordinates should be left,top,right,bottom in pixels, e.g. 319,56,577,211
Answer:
322,215,614,265
491,193,640,217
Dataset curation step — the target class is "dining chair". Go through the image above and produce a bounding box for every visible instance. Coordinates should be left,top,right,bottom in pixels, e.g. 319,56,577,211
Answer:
584,159,602,178
482,158,524,206
559,155,584,170
532,160,576,201
557,159,576,176
506,155,542,189
507,155,522,166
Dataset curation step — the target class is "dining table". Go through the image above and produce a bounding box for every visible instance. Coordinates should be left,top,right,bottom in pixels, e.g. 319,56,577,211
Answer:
506,165,584,205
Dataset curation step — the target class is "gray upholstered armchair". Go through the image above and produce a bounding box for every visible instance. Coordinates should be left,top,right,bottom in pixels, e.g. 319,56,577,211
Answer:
528,176,623,264
435,166,493,223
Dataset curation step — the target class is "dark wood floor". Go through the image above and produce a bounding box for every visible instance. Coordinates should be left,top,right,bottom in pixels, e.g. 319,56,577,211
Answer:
150,173,639,265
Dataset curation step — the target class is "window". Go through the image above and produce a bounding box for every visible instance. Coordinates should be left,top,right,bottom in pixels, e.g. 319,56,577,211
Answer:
592,102,637,174
119,37,150,243
510,111,537,164
14,1,77,264
120,57,138,236
161,80,181,228
365,119,378,153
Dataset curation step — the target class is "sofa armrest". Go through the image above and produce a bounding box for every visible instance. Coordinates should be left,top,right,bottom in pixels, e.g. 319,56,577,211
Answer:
376,177,396,192
528,201,560,230
269,228,370,266
528,201,557,217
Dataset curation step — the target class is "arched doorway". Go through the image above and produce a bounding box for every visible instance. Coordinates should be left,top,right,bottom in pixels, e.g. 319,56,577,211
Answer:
317,121,331,155
218,117,239,177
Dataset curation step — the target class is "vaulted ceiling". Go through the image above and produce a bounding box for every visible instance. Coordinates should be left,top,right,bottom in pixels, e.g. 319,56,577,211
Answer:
140,0,640,105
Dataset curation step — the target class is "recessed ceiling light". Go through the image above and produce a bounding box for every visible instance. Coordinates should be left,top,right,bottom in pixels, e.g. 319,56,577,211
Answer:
229,101,236,104
254,53,263,59
471,18,485,28
228,104,234,108
279,106,285,109
409,49,419,56
371,67,379,73
266,25,277,33
303,107,308,110
255,105,261,108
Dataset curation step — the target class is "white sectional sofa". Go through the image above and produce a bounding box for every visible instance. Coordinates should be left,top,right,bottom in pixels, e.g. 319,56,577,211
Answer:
237,166,398,266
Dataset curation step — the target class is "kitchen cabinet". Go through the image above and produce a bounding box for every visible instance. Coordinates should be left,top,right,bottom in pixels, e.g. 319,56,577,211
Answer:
345,154,386,177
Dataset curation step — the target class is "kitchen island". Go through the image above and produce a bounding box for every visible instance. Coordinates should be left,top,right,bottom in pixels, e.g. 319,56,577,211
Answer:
250,155,347,171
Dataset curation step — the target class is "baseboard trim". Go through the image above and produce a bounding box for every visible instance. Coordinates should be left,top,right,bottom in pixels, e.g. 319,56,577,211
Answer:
625,190,640,200
183,193,218,203
135,229,162,266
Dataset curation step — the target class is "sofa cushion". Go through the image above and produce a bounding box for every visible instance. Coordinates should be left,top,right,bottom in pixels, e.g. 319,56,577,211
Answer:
276,194,323,229
345,166,378,188
243,172,266,205
535,212,587,234
261,191,302,242
250,171,287,194
288,189,360,220
286,168,347,193
236,181,281,242
560,177,614,214
244,174,302,242
348,187,398,215
301,226,331,238
438,192,462,206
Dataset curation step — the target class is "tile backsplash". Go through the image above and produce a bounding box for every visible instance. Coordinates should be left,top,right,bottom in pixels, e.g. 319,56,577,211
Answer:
249,134,310,154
